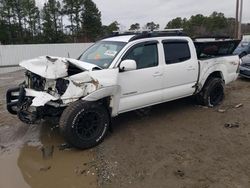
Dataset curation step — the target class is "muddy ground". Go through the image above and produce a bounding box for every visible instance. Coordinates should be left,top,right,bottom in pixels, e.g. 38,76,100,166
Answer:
1,70,250,188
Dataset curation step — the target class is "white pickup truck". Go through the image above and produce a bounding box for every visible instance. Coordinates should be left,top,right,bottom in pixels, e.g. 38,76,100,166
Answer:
6,31,241,149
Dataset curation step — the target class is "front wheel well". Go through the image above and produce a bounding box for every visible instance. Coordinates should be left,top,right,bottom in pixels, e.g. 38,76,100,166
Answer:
97,97,112,113
96,97,113,131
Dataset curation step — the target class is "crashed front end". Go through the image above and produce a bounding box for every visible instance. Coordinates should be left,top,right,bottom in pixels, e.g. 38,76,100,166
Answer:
6,56,101,124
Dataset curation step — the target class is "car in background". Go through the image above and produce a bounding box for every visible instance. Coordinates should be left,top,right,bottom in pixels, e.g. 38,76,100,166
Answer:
234,41,250,58
239,55,250,78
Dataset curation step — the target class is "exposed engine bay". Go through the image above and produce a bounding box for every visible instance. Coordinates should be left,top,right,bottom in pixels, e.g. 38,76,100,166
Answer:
6,56,119,124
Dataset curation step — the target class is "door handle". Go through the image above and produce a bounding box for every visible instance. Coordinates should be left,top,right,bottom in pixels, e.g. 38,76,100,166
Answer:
153,72,163,77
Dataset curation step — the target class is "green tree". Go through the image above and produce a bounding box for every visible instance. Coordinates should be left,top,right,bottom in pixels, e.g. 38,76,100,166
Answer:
81,0,102,41
186,14,206,36
22,0,40,41
42,0,64,43
205,12,228,35
102,21,119,36
12,0,26,42
165,17,184,29
129,23,140,31
108,21,119,32
63,0,84,37
145,22,159,31
0,19,9,43
0,0,14,43
165,12,232,37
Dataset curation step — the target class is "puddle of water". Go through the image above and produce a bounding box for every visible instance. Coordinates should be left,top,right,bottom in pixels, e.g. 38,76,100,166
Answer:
0,151,30,188
17,122,98,188
0,117,98,188
18,146,97,188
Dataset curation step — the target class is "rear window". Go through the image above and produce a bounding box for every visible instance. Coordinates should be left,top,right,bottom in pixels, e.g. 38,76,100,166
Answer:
163,41,191,64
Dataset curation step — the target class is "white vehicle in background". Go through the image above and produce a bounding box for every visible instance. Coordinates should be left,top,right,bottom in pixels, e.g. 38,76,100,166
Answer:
7,30,241,149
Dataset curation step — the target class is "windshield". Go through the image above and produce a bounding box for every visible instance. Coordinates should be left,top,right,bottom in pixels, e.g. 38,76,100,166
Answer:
79,41,127,69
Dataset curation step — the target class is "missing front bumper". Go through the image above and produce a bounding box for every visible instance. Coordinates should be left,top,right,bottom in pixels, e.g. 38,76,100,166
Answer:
6,86,66,124
6,86,26,115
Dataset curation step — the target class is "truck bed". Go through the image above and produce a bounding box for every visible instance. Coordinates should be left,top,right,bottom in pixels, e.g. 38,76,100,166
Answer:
194,40,241,60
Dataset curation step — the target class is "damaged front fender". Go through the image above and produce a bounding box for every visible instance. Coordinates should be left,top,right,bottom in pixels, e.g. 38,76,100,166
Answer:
82,85,121,117
23,66,119,109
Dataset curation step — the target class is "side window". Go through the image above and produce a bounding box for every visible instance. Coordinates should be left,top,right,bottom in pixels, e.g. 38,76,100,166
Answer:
163,42,191,64
123,43,158,69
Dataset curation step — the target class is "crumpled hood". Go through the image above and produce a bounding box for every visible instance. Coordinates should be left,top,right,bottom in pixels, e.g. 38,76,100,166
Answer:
19,56,100,79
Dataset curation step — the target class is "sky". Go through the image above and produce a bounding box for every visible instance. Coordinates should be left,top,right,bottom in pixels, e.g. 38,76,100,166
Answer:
37,0,250,29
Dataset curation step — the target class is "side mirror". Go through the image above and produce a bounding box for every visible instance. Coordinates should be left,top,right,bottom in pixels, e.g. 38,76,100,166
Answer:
119,59,137,72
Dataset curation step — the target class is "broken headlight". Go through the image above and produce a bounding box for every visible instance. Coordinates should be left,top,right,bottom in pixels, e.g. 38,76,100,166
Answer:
25,71,45,91
56,79,69,95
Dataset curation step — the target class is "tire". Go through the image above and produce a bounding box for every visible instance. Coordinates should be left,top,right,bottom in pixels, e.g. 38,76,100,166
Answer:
196,78,225,107
59,100,110,149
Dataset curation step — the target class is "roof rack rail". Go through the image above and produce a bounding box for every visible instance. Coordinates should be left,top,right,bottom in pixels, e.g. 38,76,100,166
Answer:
157,28,184,32
100,31,136,40
113,28,184,35
129,29,186,42
101,29,187,42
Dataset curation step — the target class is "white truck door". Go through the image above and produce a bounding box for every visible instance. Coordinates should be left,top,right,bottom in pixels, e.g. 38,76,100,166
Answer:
118,41,163,113
161,39,198,101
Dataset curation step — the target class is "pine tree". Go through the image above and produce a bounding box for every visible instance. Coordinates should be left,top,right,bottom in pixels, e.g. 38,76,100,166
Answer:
22,0,40,41
145,22,160,31
0,0,15,43
129,23,140,31
63,0,84,40
42,0,64,43
81,0,102,41
12,0,25,42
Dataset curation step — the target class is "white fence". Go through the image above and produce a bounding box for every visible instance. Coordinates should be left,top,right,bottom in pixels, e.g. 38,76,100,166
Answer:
0,43,93,74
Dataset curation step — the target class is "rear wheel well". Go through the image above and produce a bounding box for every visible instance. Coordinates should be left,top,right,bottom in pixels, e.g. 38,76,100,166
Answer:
197,71,224,93
207,71,223,81
196,77,225,107
204,71,224,87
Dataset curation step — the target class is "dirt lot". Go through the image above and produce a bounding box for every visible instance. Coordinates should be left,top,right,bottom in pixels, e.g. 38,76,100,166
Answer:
1,70,250,188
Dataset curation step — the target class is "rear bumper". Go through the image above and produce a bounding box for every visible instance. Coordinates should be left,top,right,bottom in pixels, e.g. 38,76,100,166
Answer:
6,86,26,115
